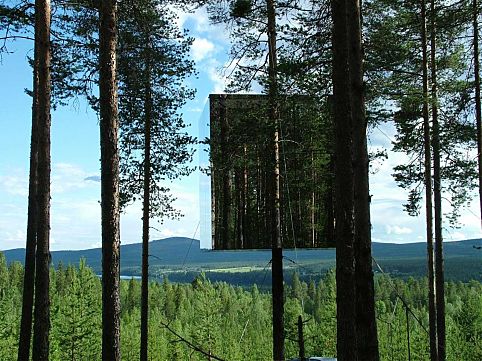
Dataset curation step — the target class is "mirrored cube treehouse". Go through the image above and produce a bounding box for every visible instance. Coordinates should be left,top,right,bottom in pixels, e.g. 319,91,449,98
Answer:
205,94,334,250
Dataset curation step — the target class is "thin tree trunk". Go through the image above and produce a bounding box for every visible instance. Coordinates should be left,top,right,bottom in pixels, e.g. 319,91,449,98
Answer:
256,152,262,246
311,140,316,246
220,94,231,249
32,0,51,359
140,64,152,361
17,29,40,361
236,169,243,248
243,145,248,248
266,0,284,359
473,0,482,229
211,161,217,248
323,156,335,246
430,1,445,359
421,0,438,359
210,97,217,248
332,0,358,359
297,315,305,361
347,0,380,359
99,0,121,359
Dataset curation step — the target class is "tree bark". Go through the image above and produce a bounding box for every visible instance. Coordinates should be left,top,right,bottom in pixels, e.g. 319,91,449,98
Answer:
332,0,358,359
322,156,335,246
430,1,445,359
297,315,305,361
99,0,121,359
32,0,51,360
17,25,40,361
473,0,482,232
311,142,316,246
140,63,152,361
347,0,380,359
266,0,284,359
421,0,438,359
243,145,248,248
219,94,231,249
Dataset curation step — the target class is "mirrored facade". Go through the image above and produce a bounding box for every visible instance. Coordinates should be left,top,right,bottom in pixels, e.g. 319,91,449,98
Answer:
204,94,334,250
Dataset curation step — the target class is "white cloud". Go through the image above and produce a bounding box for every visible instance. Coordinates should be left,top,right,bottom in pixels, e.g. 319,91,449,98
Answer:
51,162,99,195
202,57,245,94
368,122,482,244
2,229,26,244
49,198,101,250
385,225,413,235
171,6,205,33
191,37,216,62
172,6,229,43
0,173,28,197
116,173,201,246
159,228,176,238
187,106,203,113
445,231,467,242
207,66,227,93
0,163,102,250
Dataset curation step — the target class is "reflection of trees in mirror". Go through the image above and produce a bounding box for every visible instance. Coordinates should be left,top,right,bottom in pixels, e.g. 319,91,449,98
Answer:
209,94,334,250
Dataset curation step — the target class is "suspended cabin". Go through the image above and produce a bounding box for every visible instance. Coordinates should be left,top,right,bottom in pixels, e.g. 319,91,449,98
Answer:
203,94,335,250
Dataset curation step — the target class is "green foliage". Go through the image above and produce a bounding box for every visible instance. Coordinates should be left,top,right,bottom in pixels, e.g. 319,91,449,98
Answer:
50,260,101,360
1,254,482,360
230,0,252,18
0,259,21,361
117,0,197,220
365,0,478,224
1,0,196,222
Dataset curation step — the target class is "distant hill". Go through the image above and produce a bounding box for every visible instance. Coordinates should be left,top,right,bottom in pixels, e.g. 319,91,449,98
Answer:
3,237,482,282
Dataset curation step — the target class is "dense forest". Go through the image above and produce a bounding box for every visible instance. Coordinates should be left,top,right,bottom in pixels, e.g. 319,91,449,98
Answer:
0,255,481,360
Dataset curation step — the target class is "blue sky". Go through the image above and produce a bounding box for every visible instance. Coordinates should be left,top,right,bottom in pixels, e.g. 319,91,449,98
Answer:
1,7,481,251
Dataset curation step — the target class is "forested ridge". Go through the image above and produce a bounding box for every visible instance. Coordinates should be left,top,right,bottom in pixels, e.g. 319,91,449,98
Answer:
3,238,482,282
0,254,481,360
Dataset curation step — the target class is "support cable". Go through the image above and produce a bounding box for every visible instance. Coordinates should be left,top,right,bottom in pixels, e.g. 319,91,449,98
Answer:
372,257,429,335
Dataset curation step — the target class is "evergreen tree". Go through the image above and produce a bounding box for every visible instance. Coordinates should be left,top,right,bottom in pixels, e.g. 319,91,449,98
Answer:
17,23,40,361
52,260,101,361
115,2,195,357
474,0,482,227
98,0,121,359
347,0,379,358
331,0,358,357
31,0,52,359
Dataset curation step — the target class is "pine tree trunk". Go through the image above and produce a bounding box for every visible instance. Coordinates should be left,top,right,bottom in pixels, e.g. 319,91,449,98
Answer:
99,0,121,359
322,156,335,245
17,29,40,361
421,1,438,359
236,168,244,248
332,0,358,359
473,0,482,231
211,161,217,248
297,315,305,361
266,0,284,359
243,146,248,248
220,94,231,249
32,0,51,359
430,1,445,359
311,143,316,246
140,64,152,361
347,0,380,359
